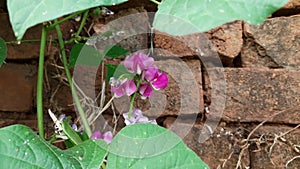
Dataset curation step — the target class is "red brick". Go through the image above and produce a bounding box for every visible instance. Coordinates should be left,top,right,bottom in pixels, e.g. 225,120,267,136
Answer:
140,58,204,117
0,112,37,130
0,63,36,112
242,16,300,68
0,14,57,60
154,21,243,66
281,0,300,9
206,21,243,66
92,7,149,53
208,68,300,124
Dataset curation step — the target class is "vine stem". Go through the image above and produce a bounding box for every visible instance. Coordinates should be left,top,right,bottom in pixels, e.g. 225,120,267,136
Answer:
5,39,80,45
54,20,92,136
149,0,161,5
47,10,85,30
6,39,50,44
37,26,47,139
75,10,89,37
128,78,142,118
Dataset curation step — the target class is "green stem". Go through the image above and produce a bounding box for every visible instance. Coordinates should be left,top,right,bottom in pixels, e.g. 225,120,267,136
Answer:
54,20,92,136
6,39,49,44
47,10,85,30
75,10,89,37
149,0,161,5
37,26,47,139
6,37,89,45
128,78,142,117
128,93,137,117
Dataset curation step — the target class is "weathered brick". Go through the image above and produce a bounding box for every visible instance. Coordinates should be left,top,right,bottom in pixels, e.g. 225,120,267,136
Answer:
249,125,300,169
284,0,300,8
0,63,36,112
154,30,201,57
0,112,37,131
206,21,243,66
242,16,300,68
92,7,149,53
140,58,204,117
0,14,57,60
208,68,300,124
154,21,243,66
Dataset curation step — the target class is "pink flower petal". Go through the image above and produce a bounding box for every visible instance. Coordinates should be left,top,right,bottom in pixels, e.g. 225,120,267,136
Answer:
111,79,137,98
90,131,101,139
111,86,125,98
139,83,153,99
124,80,137,96
144,66,158,82
123,56,136,73
123,109,156,125
124,53,154,74
152,72,168,90
102,131,113,144
139,53,154,69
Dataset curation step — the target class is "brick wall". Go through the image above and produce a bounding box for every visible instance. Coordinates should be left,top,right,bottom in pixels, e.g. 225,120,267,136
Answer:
0,0,299,168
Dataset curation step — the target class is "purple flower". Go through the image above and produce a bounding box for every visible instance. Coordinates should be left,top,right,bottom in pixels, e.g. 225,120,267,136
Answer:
143,66,169,91
124,53,154,74
90,131,113,144
151,72,168,90
144,66,158,81
139,83,153,99
123,109,157,125
110,78,137,98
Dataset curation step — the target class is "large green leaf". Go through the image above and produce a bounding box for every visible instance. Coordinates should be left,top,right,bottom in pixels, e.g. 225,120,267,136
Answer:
104,45,128,58
0,125,107,169
107,124,209,169
0,38,7,67
153,0,288,35
7,0,128,40
69,43,103,67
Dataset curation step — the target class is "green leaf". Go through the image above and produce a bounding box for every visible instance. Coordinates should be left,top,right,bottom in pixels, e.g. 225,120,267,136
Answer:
107,124,209,169
153,0,288,35
104,45,128,58
61,121,82,145
79,131,90,142
0,38,7,67
105,64,133,82
69,43,103,67
65,139,108,169
7,0,128,40
0,124,107,169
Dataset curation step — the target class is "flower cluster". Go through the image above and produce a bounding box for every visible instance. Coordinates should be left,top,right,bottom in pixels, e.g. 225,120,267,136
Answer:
123,109,157,125
110,53,168,99
90,130,113,144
